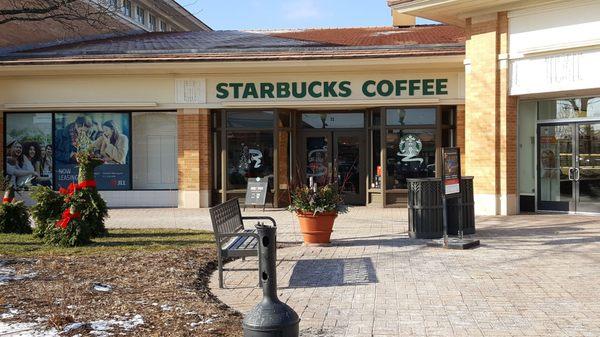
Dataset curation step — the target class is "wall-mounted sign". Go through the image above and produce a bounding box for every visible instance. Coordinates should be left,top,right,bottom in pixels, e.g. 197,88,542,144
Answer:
214,78,449,100
441,147,461,197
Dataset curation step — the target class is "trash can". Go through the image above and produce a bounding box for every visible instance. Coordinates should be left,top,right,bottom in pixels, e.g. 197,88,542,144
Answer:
407,178,443,239
447,176,476,235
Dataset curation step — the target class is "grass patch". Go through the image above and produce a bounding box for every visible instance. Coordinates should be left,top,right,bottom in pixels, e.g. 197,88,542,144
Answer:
0,229,215,257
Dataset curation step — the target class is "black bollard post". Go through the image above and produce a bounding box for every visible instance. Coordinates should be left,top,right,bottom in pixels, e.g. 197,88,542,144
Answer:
243,223,300,337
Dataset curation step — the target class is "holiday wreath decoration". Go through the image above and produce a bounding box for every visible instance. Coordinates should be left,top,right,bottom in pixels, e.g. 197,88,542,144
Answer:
0,175,32,235
31,132,108,246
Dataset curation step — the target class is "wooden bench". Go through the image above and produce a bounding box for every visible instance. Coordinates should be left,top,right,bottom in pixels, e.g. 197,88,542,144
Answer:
209,198,276,288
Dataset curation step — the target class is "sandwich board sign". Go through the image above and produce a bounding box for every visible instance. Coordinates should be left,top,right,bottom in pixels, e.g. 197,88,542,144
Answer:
245,177,269,210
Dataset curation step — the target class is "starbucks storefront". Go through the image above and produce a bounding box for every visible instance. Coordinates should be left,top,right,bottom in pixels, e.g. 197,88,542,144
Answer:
212,105,459,208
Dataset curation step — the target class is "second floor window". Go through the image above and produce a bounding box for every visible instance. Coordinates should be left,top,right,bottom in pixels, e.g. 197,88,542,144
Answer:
159,21,167,32
109,0,118,9
149,14,157,31
123,0,131,17
136,6,145,25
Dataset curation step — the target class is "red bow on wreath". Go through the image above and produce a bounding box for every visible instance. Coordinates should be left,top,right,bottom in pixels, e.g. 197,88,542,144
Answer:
59,180,97,196
56,208,81,229
2,197,13,204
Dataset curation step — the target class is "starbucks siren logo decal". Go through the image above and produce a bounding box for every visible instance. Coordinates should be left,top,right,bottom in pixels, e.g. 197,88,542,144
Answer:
398,135,423,164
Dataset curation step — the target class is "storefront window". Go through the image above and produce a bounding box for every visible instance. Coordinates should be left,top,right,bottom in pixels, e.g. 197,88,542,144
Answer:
132,112,177,190
538,97,600,120
386,129,436,189
386,108,436,126
54,112,131,190
227,131,273,189
302,113,364,128
4,113,53,188
227,110,273,128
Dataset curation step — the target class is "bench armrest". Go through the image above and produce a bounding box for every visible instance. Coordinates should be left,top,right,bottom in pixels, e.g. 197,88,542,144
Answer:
242,216,277,227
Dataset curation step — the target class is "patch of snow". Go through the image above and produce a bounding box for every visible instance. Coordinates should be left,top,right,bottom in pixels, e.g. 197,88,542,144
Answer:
0,321,59,336
372,31,408,36
1,307,20,319
189,318,214,327
89,314,144,333
0,266,37,285
160,304,172,311
93,283,113,292
63,322,85,333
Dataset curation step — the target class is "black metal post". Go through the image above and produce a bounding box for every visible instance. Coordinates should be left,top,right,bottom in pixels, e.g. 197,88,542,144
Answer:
243,223,300,337
442,196,448,248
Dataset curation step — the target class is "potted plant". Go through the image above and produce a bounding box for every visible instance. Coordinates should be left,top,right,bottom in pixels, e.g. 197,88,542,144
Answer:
289,184,347,245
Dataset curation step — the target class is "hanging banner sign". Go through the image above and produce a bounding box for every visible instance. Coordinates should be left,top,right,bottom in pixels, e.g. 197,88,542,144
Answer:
441,147,461,197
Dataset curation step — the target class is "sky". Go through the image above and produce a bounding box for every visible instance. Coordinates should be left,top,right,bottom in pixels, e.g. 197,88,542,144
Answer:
175,0,435,31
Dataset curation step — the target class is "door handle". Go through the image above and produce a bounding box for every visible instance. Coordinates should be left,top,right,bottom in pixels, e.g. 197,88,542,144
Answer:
574,168,580,181
568,167,574,180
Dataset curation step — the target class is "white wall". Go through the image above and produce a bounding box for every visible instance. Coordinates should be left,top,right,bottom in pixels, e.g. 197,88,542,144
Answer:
509,0,600,57
508,0,600,96
132,112,178,190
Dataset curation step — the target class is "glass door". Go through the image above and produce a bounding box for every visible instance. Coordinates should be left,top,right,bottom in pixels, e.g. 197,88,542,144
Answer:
334,132,365,205
537,124,575,212
576,123,600,212
301,132,332,186
537,121,600,213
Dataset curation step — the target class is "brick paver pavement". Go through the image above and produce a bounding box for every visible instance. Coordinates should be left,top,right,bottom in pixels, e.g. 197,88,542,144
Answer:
106,208,600,336
201,210,600,337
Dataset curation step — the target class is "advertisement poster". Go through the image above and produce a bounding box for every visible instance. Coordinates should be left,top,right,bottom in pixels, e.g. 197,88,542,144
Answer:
4,113,53,187
54,113,131,190
442,147,461,197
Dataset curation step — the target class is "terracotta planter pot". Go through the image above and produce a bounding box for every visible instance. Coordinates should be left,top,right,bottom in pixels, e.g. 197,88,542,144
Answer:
296,211,337,245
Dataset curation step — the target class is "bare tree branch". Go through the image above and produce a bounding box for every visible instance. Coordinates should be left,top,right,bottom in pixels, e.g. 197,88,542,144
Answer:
0,0,123,33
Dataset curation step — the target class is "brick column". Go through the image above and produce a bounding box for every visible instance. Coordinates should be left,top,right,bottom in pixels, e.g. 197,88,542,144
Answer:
464,12,518,215
177,108,212,208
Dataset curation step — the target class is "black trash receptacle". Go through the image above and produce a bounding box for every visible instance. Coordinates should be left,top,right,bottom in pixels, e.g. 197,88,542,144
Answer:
407,178,443,239
447,176,476,235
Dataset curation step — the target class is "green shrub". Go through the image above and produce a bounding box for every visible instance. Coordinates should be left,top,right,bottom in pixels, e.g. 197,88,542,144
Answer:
0,201,32,234
30,186,66,238
43,215,92,247
69,188,108,238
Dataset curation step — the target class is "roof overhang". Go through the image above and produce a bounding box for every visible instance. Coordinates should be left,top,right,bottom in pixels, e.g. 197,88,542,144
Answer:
388,0,566,27
0,55,465,76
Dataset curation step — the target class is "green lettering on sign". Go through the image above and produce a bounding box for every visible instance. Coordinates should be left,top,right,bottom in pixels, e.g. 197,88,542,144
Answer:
214,79,450,100
362,80,376,97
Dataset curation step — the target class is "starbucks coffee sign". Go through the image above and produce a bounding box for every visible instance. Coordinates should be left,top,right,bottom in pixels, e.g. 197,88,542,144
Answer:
215,78,449,100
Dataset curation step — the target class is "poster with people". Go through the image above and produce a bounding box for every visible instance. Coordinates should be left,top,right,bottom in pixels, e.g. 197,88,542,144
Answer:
54,113,131,190
4,113,53,188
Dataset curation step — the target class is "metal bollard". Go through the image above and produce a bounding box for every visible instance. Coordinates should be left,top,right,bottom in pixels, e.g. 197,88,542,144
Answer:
243,223,300,337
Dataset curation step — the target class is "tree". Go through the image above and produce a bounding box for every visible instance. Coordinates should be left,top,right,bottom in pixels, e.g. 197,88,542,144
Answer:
0,0,116,28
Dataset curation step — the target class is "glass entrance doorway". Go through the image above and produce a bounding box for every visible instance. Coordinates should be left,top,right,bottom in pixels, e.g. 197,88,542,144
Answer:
300,131,365,205
538,121,600,212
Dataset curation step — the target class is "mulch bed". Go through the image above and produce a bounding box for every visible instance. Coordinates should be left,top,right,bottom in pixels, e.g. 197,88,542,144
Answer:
0,248,242,336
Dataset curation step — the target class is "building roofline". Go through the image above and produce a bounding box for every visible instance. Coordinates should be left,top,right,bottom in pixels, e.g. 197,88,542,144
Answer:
0,45,465,66
159,0,212,31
